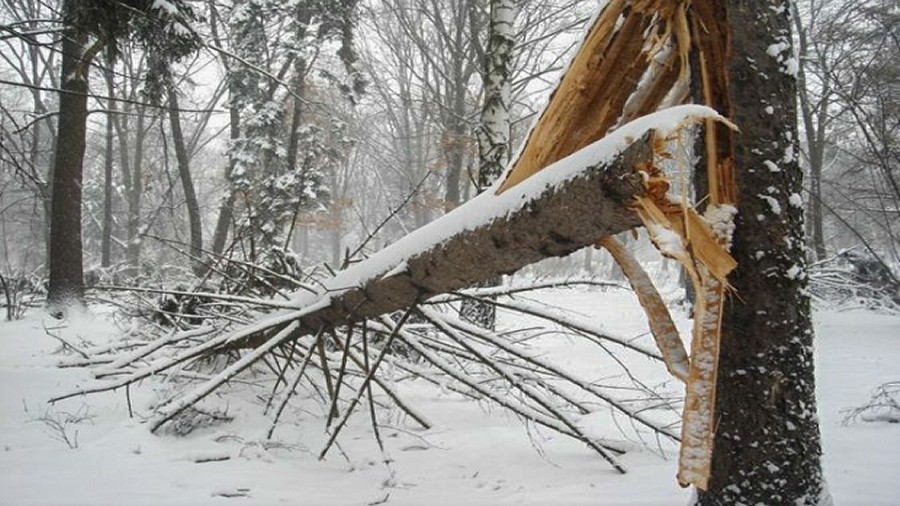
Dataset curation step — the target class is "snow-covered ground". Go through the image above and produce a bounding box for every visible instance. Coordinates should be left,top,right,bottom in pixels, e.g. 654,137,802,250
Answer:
0,289,897,505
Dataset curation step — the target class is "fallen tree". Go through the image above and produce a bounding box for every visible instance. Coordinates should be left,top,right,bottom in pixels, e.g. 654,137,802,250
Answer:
51,0,827,501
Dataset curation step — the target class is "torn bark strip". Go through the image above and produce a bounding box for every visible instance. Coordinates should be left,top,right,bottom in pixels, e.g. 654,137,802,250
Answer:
596,236,689,382
677,269,726,490
633,166,736,491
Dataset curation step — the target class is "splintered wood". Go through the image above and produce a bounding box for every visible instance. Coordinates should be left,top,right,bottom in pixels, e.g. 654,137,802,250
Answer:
487,0,741,492
678,268,725,489
496,0,652,193
597,236,690,382
675,1,738,491
632,136,736,490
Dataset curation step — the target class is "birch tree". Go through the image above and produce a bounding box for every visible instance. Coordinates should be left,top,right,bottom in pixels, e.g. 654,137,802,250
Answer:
45,1,830,501
475,0,515,190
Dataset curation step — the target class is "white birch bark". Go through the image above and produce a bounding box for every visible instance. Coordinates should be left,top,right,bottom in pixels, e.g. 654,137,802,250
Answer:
476,0,516,189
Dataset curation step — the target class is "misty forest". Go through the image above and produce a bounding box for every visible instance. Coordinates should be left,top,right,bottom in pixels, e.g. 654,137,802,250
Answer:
0,0,897,504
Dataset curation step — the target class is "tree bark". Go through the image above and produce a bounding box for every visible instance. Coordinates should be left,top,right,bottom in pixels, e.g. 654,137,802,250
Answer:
232,134,652,349
475,0,514,190
211,102,240,258
693,1,826,503
47,20,89,309
166,87,204,276
101,48,116,268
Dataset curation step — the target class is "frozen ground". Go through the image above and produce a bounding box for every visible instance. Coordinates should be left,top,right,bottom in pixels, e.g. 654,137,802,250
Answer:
0,289,897,505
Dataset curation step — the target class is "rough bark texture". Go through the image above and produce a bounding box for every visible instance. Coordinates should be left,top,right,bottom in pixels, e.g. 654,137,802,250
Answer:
47,20,88,308
234,136,651,349
695,0,826,503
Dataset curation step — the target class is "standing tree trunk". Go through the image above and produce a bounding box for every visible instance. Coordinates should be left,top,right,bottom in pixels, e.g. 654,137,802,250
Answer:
47,14,89,310
793,6,829,261
440,0,478,212
461,0,516,328
475,0,514,191
101,47,116,268
167,87,204,276
210,99,240,258
125,107,147,277
208,4,237,258
694,1,826,502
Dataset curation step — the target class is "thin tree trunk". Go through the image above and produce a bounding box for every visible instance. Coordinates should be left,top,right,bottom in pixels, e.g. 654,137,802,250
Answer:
208,3,237,258
211,93,241,258
476,0,514,191
112,99,132,259
101,48,116,267
126,107,147,276
283,2,312,179
47,21,89,309
166,87,204,276
442,118,465,211
693,1,826,502
441,4,472,212
792,6,828,261
29,31,53,269
282,57,308,249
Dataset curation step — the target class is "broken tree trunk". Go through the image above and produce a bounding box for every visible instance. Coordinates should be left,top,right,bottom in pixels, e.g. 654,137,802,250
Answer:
691,1,827,502
221,105,720,353
231,130,655,349
496,0,658,192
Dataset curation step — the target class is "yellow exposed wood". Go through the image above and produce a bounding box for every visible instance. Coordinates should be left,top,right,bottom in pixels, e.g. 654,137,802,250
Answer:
670,206,736,283
674,1,737,491
597,236,690,382
619,46,682,125
632,183,731,492
676,269,725,490
627,109,736,493
496,0,654,193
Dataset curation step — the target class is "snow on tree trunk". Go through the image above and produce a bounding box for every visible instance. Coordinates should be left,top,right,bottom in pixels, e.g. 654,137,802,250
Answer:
221,105,722,350
693,0,827,503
